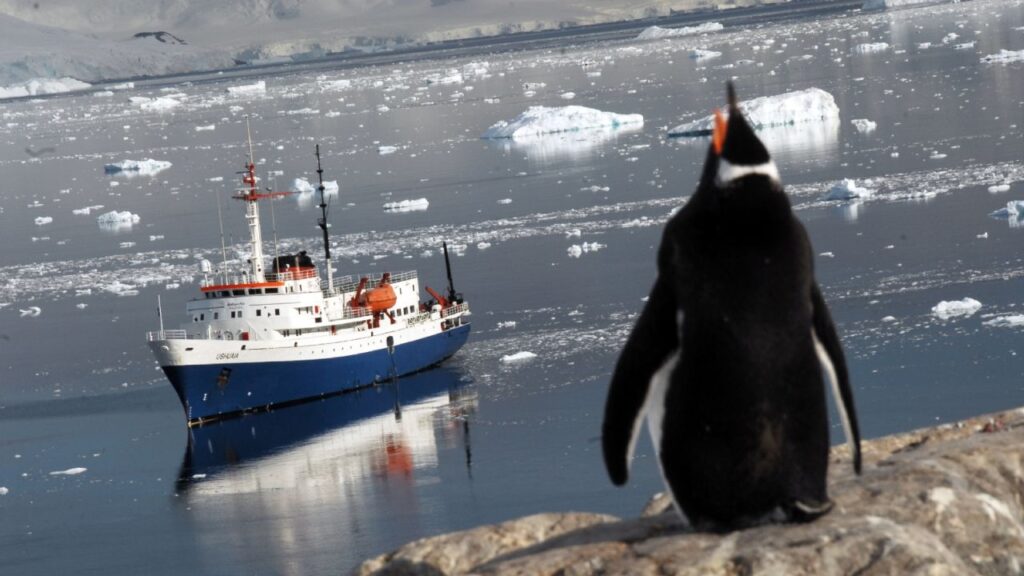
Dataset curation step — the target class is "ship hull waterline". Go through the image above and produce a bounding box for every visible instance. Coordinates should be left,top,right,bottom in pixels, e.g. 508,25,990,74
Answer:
156,324,470,426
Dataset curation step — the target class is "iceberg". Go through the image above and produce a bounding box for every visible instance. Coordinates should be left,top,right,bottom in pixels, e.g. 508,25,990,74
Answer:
824,179,875,200
291,177,339,195
990,200,1024,228
0,77,90,99
689,49,722,60
482,105,643,140
226,80,266,95
852,43,890,54
984,315,1024,328
34,216,53,226
931,298,982,319
132,96,181,112
104,159,172,176
383,198,429,212
636,22,723,41
500,351,537,363
851,119,877,133
97,210,140,231
668,88,840,137
980,50,1024,64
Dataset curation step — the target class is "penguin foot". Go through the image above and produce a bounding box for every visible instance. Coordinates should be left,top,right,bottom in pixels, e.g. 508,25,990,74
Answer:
786,498,834,522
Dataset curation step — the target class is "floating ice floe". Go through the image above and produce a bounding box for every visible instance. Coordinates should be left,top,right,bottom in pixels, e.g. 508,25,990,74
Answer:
383,198,429,212
104,159,172,176
825,179,875,200
668,88,840,137
852,43,890,54
980,50,1024,64
636,22,724,41
73,205,104,215
932,298,982,319
291,177,339,195
19,306,41,317
49,467,87,476
97,210,141,231
990,200,1024,227
851,119,877,133
195,124,215,131
988,184,1011,193
378,145,398,155
500,351,537,363
690,49,722,60
560,92,576,100
984,315,1024,328
227,81,266,95
0,487,7,495
131,96,181,112
0,77,91,99
567,242,606,258
482,105,643,140
955,42,976,51
34,216,53,226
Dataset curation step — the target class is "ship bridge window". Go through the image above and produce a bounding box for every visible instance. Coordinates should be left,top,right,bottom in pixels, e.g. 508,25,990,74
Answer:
214,312,219,320
256,309,262,317
275,309,280,316
220,291,230,298
233,289,245,296
266,288,279,294
248,288,262,295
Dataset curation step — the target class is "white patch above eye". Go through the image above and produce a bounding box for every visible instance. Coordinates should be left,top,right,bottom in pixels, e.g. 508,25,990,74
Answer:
716,158,780,185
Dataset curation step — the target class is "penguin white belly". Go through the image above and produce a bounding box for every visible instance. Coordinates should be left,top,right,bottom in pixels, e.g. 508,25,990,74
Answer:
645,350,688,523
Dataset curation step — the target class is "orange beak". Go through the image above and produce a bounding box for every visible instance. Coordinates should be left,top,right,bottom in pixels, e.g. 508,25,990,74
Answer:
712,108,727,155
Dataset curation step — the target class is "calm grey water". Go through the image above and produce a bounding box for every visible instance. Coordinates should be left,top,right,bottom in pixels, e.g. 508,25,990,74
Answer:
1,2,1023,574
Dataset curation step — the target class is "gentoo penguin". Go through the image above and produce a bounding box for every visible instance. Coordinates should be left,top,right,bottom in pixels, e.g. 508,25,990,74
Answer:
602,82,861,529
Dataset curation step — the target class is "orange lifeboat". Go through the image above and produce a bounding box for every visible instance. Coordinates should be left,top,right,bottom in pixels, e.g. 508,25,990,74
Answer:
365,283,397,312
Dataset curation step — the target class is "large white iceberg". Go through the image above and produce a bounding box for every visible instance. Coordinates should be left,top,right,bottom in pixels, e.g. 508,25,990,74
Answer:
931,298,982,319
482,105,643,140
636,22,723,41
97,210,140,231
104,159,172,176
668,88,840,137
0,77,90,99
825,179,875,200
990,200,1024,228
383,198,429,212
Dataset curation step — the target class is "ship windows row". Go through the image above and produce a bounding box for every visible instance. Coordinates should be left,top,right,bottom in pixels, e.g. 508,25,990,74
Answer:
193,308,282,322
204,287,281,299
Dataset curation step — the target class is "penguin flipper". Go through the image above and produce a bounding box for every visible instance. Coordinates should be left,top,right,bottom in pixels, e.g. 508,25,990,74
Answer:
602,277,679,486
810,282,862,474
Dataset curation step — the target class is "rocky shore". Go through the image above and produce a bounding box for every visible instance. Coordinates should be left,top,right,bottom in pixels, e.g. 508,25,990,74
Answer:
357,406,1024,575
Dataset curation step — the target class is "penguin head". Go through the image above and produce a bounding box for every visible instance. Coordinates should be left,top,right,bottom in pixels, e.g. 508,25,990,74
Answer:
708,82,781,189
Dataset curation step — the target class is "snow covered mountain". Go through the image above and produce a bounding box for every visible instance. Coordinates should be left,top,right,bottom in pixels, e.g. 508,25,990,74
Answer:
0,0,768,95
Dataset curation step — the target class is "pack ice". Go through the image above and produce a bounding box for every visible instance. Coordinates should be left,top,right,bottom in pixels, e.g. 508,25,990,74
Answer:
668,88,840,137
482,106,643,140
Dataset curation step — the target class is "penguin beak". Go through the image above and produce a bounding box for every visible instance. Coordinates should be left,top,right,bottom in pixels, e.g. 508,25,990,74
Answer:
712,108,727,156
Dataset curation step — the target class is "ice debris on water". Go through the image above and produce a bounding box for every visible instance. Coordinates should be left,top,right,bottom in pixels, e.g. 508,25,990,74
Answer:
668,88,839,137
851,119,877,133
226,81,266,95
825,179,875,200
0,487,8,495
291,177,339,195
49,467,87,476
383,198,429,212
378,145,398,155
852,43,890,54
988,184,1010,194
932,298,982,319
501,351,537,363
131,96,181,112
73,205,104,216
482,105,643,140
689,48,722,60
567,242,606,258
19,306,41,317
104,159,172,176
34,216,53,226
981,50,1024,64
636,22,723,40
0,77,90,99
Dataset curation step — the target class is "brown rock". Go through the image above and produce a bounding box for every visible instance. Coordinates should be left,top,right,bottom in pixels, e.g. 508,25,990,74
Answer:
356,407,1024,575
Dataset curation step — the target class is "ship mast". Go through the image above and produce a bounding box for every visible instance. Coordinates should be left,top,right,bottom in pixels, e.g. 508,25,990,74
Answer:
315,144,334,291
234,118,291,282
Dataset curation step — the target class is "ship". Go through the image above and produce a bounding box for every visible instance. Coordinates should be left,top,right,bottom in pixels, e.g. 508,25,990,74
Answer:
147,126,471,426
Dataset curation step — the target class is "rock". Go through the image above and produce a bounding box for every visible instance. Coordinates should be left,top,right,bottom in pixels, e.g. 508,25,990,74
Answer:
356,407,1024,575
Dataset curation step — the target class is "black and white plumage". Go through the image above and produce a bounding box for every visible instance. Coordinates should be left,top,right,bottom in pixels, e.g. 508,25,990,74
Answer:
602,82,861,529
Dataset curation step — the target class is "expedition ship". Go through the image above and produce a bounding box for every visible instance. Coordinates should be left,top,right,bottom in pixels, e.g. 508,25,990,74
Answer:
147,130,470,426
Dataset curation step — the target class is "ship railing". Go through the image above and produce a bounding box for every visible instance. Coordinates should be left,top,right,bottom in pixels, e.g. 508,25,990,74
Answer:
266,267,318,282
340,305,374,319
442,302,470,317
147,329,188,341
332,270,418,294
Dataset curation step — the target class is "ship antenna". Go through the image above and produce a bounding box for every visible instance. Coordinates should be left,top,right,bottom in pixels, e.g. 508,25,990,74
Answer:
443,241,457,303
215,179,228,283
268,174,280,266
315,144,334,291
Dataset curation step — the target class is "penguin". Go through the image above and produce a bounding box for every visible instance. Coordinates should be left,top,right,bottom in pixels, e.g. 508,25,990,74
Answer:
602,82,861,529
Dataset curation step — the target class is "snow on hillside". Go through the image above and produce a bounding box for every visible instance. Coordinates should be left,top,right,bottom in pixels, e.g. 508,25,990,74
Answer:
0,0,775,88
0,12,233,93
668,88,841,137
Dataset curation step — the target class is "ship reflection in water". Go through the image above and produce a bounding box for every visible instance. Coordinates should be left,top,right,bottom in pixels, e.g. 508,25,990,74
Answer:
175,366,478,574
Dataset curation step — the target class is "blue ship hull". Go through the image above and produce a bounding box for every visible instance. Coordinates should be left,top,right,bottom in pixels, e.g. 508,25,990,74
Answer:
163,324,471,424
